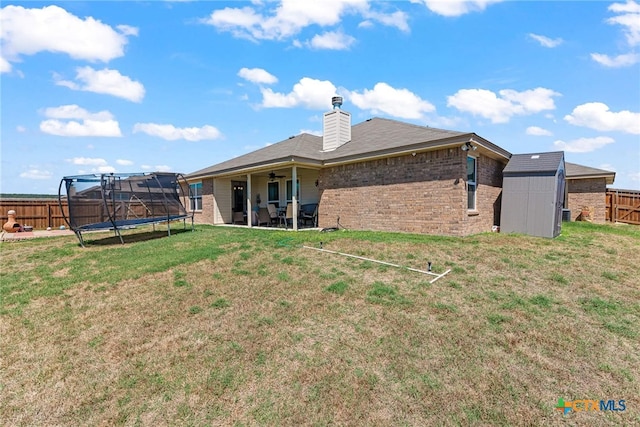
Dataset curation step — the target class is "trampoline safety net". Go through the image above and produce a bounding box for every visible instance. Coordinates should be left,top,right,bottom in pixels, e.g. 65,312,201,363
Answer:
59,172,194,246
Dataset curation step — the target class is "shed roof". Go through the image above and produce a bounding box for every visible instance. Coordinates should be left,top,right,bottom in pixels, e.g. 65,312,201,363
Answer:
503,151,565,175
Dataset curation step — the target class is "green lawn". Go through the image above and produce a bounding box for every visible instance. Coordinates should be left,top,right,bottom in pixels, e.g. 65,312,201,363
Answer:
1,222,639,426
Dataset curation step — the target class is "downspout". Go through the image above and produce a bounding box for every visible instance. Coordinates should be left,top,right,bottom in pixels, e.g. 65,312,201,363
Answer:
292,165,298,231
247,174,252,228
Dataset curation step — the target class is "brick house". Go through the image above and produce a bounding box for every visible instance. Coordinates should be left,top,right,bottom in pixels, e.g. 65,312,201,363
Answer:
565,162,615,223
185,100,613,236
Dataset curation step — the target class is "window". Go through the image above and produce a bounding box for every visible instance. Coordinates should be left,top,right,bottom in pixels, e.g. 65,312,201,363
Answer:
467,156,477,210
268,181,279,206
189,182,202,211
286,179,299,201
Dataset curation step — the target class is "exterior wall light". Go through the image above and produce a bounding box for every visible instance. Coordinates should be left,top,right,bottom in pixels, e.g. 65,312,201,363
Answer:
461,141,477,151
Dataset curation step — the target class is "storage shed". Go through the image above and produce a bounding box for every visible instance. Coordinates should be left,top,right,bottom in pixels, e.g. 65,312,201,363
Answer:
500,151,565,238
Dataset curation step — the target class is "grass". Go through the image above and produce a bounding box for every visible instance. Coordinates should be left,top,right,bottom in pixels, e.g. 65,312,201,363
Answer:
1,222,639,426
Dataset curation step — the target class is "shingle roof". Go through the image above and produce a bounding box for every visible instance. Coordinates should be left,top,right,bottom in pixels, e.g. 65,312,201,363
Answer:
188,133,323,178
187,117,511,179
566,162,615,180
325,118,466,161
503,151,565,174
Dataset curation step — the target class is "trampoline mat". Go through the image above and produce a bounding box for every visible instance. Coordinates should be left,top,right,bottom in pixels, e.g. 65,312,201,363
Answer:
75,215,189,231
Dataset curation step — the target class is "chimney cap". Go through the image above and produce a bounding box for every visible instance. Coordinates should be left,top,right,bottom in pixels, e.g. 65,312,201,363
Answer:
332,96,343,109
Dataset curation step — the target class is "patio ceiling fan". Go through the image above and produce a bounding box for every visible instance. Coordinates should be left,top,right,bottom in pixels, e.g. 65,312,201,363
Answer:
268,171,285,181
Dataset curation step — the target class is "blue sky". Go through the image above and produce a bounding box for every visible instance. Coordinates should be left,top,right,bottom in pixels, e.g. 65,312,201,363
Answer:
1,0,639,194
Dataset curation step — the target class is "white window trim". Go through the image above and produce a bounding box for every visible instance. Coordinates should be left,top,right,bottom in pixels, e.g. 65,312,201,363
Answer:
190,182,203,212
267,181,280,206
467,155,477,211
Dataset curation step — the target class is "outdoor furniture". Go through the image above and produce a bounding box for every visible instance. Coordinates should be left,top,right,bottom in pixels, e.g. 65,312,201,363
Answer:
300,203,318,227
257,208,270,226
233,211,245,225
280,203,294,228
267,203,279,226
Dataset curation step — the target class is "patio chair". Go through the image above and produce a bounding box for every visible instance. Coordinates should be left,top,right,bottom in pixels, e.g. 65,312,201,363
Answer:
257,208,271,226
280,203,294,228
267,203,279,226
232,211,245,225
300,203,318,227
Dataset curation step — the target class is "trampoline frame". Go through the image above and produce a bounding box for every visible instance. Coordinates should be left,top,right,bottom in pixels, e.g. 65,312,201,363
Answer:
59,172,194,247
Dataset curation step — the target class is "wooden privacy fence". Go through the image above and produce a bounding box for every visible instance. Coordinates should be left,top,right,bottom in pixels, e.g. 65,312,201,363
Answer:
606,189,640,225
0,199,69,230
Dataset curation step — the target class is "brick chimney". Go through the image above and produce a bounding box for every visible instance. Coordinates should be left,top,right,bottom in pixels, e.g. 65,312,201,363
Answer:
323,96,351,151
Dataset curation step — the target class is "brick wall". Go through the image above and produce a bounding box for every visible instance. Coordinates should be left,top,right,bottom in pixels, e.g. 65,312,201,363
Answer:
192,178,215,224
567,178,607,223
466,155,504,235
318,148,504,236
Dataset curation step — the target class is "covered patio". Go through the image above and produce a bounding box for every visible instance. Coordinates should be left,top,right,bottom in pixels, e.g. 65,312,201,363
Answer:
208,164,321,231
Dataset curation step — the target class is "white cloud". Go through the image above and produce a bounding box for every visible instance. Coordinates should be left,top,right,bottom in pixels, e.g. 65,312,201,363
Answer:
629,171,640,182
607,0,640,46
593,1,640,68
299,128,322,136
116,25,139,37
528,33,563,48
141,164,172,172
66,157,107,166
133,123,222,141
416,0,503,17
39,104,122,137
203,0,407,43
526,126,552,136
20,168,52,180
361,9,409,32
0,5,136,65
40,119,122,137
598,163,617,172
610,0,640,13
447,87,560,123
116,159,134,166
349,82,435,120
238,67,278,84
308,30,356,50
42,104,114,121
553,136,615,153
0,55,11,73
55,67,145,102
16,125,26,132
426,114,464,129
204,6,263,40
260,77,338,109
95,166,116,174
590,52,640,67
78,165,117,174
564,102,640,134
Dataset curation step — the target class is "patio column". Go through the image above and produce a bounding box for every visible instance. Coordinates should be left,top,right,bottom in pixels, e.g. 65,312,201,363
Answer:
292,166,298,231
247,174,252,228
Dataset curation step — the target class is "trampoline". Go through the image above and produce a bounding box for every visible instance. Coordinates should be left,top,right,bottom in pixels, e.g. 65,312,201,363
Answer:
59,172,194,246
